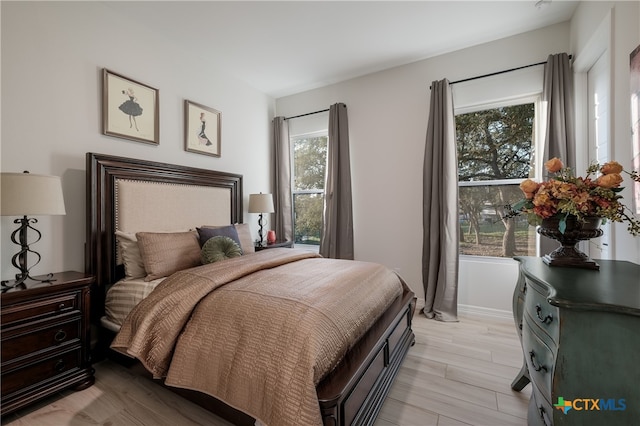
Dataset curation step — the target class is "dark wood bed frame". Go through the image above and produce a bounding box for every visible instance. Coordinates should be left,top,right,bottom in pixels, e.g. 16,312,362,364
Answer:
85,152,416,426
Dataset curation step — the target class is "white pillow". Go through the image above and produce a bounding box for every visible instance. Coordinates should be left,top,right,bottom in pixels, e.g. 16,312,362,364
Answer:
115,231,146,278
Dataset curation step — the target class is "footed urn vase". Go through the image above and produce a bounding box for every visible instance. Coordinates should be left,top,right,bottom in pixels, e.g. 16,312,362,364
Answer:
537,215,603,270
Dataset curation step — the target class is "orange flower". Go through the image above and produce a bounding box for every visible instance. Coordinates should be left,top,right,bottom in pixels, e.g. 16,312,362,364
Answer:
545,157,564,173
519,179,538,199
600,161,623,175
596,173,623,188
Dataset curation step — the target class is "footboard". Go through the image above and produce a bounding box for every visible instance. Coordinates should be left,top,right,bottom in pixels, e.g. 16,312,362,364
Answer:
317,289,416,426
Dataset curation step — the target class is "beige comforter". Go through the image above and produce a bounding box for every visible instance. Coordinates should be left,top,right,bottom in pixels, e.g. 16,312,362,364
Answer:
111,248,404,426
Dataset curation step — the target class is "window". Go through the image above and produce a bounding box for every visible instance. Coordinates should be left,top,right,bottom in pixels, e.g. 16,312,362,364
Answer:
292,131,327,246
456,100,538,257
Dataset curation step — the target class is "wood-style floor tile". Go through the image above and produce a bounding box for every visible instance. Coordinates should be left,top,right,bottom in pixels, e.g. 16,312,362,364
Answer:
3,312,528,426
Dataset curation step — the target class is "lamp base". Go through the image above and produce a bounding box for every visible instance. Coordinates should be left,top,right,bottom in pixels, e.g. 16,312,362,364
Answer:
2,215,54,289
1,273,56,290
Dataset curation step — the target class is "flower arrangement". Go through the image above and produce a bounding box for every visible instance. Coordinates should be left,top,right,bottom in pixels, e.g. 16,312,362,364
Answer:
508,158,640,235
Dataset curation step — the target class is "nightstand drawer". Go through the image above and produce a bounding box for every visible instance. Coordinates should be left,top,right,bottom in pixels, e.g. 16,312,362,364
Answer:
523,280,559,343
1,292,80,326
1,348,82,397
1,318,81,363
0,272,94,417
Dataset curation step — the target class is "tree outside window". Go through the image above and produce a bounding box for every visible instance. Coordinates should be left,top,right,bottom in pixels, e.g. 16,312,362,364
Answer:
456,102,537,257
292,133,327,245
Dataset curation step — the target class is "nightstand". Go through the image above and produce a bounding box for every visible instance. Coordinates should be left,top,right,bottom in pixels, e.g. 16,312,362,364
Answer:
254,240,294,251
1,271,95,416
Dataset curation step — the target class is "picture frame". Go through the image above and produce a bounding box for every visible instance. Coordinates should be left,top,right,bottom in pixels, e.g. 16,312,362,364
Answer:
631,45,640,214
102,69,159,145
184,100,221,157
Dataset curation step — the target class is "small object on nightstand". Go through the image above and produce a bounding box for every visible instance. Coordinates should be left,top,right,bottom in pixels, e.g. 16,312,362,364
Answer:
266,230,276,245
254,240,293,251
0,271,95,416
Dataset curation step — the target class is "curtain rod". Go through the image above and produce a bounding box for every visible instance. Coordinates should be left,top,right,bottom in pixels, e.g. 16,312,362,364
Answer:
430,55,572,89
284,108,329,121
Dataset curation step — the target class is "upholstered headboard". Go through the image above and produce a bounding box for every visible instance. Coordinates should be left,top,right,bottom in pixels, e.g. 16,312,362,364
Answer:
85,152,243,323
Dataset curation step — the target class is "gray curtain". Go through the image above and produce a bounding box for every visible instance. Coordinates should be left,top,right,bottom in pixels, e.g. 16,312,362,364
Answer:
273,117,293,243
540,53,576,255
422,79,459,322
320,103,354,259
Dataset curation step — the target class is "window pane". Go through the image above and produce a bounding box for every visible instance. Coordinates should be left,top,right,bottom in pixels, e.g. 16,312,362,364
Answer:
293,136,327,191
458,184,536,257
293,193,323,245
457,104,535,182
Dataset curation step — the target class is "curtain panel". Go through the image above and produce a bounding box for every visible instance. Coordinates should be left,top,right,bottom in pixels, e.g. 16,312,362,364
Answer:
422,79,459,322
320,103,354,260
273,116,294,243
540,53,576,256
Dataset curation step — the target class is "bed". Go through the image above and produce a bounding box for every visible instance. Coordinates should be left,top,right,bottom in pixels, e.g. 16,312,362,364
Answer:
85,152,416,426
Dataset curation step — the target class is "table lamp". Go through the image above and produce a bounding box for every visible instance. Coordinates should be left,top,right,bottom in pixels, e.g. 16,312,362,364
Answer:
1,171,66,288
248,193,275,247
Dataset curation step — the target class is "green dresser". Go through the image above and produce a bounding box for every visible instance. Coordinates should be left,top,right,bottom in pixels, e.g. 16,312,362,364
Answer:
511,257,640,426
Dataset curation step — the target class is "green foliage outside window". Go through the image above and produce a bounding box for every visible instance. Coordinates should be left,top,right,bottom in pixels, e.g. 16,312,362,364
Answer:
456,103,537,257
293,135,327,245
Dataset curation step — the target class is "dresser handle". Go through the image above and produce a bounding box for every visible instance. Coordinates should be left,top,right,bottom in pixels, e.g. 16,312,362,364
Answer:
529,350,548,373
535,304,553,324
54,330,67,342
58,303,66,310
54,360,66,373
539,405,551,426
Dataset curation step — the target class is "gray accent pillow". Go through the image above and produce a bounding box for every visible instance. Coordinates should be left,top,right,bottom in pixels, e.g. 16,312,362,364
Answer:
197,225,242,253
201,236,243,264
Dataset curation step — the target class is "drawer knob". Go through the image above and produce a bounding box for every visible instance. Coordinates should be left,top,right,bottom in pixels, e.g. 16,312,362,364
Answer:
54,330,67,342
54,360,66,372
58,303,66,310
535,304,553,324
529,350,548,373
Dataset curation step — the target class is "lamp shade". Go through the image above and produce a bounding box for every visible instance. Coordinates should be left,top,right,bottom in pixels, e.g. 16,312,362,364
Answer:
1,172,66,216
248,193,275,214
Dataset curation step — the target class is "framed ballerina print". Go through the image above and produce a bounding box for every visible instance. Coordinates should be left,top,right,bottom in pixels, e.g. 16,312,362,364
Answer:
102,69,159,145
184,100,221,157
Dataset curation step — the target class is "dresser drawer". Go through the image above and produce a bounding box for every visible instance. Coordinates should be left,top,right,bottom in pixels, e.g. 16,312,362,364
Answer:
1,292,80,326
522,314,555,402
1,348,82,396
523,280,559,343
1,318,81,363
530,382,553,426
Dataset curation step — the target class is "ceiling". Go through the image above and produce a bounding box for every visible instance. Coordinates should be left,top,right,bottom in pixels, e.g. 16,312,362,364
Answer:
104,1,580,98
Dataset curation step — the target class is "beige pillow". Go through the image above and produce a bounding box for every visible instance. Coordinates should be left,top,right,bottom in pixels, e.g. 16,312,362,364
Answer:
233,223,255,254
115,231,146,278
201,223,255,254
136,231,202,281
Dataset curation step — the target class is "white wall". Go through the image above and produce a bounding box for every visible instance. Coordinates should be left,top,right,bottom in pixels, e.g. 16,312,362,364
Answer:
570,1,640,265
0,2,275,280
277,23,571,311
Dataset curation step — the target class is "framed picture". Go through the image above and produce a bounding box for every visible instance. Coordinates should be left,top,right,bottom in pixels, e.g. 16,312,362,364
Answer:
184,100,221,157
631,45,640,214
102,69,159,145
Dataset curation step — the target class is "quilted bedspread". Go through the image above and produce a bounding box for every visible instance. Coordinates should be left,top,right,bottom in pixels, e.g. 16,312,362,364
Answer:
111,248,404,426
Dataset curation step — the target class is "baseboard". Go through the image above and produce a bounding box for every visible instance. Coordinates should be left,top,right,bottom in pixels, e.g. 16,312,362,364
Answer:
458,304,513,321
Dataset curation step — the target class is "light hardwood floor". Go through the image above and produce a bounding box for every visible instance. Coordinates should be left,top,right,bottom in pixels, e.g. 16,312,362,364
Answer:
2,311,530,426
